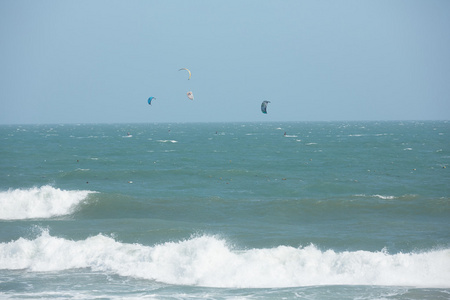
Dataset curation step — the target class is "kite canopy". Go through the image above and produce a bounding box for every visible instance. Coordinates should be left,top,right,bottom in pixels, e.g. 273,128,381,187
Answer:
186,91,194,100
261,101,270,114
179,68,191,80
148,97,155,105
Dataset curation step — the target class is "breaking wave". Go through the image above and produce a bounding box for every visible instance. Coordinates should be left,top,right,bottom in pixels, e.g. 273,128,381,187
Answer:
0,186,95,220
0,230,448,288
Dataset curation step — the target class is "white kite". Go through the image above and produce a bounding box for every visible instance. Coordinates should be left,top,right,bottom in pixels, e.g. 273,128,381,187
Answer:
179,68,192,80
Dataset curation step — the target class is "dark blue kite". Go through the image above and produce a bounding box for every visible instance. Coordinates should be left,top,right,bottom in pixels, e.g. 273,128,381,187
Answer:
261,101,270,114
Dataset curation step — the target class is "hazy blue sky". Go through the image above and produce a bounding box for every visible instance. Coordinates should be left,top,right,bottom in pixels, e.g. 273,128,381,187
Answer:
1,0,449,124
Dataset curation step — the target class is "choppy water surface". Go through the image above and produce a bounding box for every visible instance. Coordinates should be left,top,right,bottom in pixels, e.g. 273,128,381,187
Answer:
1,121,449,299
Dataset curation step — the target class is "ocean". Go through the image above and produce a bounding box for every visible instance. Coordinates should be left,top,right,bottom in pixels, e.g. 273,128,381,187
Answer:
0,121,449,299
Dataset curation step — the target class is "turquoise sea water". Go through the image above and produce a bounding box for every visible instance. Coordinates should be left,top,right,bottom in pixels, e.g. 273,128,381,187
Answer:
0,121,449,299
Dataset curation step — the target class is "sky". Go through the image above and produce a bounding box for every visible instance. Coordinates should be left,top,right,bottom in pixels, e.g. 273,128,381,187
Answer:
1,0,449,124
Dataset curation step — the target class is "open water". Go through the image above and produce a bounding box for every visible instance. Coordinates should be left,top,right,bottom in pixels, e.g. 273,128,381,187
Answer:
0,121,449,299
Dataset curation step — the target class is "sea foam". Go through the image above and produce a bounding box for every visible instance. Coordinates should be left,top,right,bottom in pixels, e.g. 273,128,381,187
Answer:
0,230,448,288
0,186,94,220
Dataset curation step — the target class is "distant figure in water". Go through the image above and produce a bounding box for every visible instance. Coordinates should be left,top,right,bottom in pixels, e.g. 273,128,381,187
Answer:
284,132,287,136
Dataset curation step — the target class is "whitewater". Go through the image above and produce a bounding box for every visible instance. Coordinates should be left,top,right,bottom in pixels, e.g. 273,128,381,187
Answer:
0,186,94,220
1,122,449,299
1,228,449,289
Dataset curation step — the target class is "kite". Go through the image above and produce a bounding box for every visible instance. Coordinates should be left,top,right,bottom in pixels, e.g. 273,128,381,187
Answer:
261,101,270,114
179,68,191,80
186,91,194,100
148,97,156,105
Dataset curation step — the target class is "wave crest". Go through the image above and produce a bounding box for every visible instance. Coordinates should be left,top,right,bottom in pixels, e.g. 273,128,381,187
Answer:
0,186,95,220
1,231,449,288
